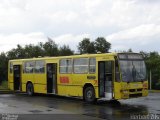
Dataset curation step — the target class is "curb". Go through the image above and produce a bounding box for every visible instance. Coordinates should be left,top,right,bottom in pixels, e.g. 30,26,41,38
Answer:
149,90,160,93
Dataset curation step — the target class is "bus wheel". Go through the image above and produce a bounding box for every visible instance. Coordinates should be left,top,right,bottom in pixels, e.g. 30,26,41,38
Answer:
27,83,34,96
84,86,96,103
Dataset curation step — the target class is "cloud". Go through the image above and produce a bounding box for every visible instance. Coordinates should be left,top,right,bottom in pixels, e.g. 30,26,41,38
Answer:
0,0,160,53
51,34,91,52
0,32,46,52
106,24,160,52
0,32,90,53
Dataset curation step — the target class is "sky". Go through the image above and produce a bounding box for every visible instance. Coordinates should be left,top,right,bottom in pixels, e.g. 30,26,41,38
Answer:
0,0,160,53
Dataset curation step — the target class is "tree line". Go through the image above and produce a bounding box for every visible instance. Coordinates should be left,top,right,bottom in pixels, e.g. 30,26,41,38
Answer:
0,37,110,82
0,37,160,89
141,51,160,89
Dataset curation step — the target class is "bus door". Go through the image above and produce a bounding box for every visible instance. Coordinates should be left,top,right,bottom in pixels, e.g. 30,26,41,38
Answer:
46,63,57,94
98,61,114,100
13,65,21,91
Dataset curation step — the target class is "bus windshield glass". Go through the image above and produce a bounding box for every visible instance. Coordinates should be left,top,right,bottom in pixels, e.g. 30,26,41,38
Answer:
118,53,147,82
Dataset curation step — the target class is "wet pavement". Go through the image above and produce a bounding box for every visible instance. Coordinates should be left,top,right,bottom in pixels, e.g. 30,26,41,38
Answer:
0,92,160,120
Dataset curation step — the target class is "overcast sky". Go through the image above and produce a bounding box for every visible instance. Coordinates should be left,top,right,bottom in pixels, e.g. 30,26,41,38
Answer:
0,0,160,53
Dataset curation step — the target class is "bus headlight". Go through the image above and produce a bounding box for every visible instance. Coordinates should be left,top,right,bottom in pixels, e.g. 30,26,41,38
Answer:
143,83,148,88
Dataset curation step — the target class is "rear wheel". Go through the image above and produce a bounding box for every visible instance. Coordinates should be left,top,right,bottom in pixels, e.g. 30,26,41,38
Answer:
84,86,96,103
26,83,34,96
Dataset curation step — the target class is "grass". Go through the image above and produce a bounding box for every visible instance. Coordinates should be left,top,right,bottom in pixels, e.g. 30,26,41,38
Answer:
0,80,8,90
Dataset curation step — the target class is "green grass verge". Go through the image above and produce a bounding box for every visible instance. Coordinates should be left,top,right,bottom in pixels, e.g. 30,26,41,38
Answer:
0,80,8,90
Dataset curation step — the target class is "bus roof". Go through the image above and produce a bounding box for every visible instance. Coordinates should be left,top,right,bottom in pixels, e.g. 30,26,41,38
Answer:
9,52,142,62
9,52,118,62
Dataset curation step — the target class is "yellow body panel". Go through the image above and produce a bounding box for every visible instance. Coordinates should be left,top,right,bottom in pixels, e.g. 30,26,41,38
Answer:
22,83,26,92
114,81,148,100
22,74,35,84
34,84,46,93
57,73,98,97
34,74,46,93
8,83,14,90
58,85,82,96
114,82,121,99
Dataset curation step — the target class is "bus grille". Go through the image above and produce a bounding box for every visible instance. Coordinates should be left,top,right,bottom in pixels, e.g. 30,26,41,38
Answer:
129,93,142,98
137,88,142,92
129,89,135,92
129,89,142,92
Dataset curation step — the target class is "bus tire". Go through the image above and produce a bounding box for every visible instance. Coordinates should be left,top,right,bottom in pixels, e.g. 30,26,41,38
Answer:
84,86,96,103
26,83,34,96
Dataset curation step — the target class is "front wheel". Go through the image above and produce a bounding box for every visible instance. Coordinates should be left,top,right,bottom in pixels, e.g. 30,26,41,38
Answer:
84,86,96,103
26,83,34,96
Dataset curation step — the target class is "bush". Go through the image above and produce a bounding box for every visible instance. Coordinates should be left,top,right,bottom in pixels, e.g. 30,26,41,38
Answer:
0,80,8,90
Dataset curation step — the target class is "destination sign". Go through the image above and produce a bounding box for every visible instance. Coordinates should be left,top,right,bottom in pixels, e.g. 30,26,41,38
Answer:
118,53,143,60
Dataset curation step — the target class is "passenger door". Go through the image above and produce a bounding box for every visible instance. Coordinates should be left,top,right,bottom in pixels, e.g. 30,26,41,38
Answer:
98,61,114,100
13,65,21,91
47,63,57,94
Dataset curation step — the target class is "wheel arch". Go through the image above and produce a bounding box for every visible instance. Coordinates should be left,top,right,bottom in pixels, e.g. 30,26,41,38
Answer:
26,81,33,91
83,83,95,99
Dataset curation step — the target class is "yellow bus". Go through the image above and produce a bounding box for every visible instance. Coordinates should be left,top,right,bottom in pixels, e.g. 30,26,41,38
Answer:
8,53,148,103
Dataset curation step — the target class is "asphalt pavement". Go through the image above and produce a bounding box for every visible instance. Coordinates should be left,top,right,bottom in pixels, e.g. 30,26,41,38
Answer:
0,92,159,120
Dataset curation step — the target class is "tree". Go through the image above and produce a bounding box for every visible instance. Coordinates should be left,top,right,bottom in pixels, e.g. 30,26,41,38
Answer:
43,38,59,56
1,37,76,82
7,44,25,59
16,44,26,58
59,45,74,56
139,51,149,60
24,44,45,58
88,42,96,53
128,48,133,52
78,37,111,54
0,53,8,83
143,51,160,89
78,38,96,54
94,37,111,53
7,48,17,60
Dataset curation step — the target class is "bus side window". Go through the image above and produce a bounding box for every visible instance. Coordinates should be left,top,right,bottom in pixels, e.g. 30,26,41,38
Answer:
73,58,88,74
35,60,45,73
24,61,35,73
59,59,72,74
89,58,96,73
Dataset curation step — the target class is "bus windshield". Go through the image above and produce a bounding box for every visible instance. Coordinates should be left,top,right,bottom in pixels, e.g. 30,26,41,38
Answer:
119,60,147,82
118,53,146,82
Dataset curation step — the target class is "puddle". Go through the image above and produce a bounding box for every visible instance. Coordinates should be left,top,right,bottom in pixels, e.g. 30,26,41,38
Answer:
46,109,52,112
8,105,17,108
29,110,43,113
